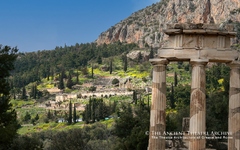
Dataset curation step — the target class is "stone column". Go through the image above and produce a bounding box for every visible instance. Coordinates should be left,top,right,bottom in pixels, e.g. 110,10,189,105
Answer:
148,58,168,150
228,61,240,150
189,59,208,150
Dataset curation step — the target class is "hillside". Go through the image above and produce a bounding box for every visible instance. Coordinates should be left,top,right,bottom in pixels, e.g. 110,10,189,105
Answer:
3,1,239,149
96,0,240,48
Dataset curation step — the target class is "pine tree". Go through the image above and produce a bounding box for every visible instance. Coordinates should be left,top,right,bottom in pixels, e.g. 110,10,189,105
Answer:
68,100,72,124
0,45,18,148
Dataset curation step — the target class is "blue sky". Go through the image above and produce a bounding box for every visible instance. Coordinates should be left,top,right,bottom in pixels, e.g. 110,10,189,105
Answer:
0,0,159,52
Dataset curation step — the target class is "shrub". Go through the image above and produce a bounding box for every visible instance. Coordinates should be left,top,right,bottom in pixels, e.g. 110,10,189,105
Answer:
112,78,119,85
89,86,97,92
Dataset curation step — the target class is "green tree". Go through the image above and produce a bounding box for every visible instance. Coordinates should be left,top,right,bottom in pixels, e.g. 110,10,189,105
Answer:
170,83,175,108
149,47,154,59
174,71,178,87
68,100,72,124
91,98,96,123
0,45,18,149
66,73,73,89
46,110,50,120
97,56,102,64
76,70,79,84
35,114,39,121
58,71,65,90
137,52,143,64
24,112,31,123
21,86,27,100
113,103,149,150
91,63,94,78
123,54,128,72
109,59,113,74
83,103,91,124
133,90,137,104
30,83,37,99
81,67,89,76
73,104,77,123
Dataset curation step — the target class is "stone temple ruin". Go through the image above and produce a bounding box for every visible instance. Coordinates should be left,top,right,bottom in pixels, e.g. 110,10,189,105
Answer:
148,23,240,150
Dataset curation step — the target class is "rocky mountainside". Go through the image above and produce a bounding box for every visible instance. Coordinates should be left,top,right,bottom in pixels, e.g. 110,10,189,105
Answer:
96,0,240,48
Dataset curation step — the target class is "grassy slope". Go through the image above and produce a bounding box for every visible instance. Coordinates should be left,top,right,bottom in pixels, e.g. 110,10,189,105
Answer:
14,56,191,135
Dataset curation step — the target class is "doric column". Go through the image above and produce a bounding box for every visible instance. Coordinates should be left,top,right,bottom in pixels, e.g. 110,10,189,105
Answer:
148,58,168,150
189,59,208,150
228,61,240,150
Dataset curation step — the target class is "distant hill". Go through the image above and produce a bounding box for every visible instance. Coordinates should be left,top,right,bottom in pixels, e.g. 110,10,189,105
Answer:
96,0,240,48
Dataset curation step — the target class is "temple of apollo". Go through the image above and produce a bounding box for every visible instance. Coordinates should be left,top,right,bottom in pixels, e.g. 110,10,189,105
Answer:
148,23,240,150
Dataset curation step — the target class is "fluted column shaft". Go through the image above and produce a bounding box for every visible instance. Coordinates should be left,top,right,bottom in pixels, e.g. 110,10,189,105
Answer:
189,59,208,150
148,59,168,150
228,61,240,150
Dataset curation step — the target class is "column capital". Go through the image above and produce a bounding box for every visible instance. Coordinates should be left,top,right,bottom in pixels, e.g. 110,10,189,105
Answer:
228,61,240,69
190,59,208,66
149,58,169,66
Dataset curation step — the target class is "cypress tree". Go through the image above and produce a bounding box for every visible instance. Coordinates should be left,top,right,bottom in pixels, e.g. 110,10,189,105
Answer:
24,111,31,123
97,56,102,64
76,70,79,84
30,83,37,99
50,68,54,80
21,86,27,100
84,104,90,123
174,72,178,87
109,60,113,74
170,83,175,108
73,104,77,123
92,98,96,123
149,47,154,59
91,63,94,78
100,99,104,120
58,71,65,90
66,73,73,89
137,52,143,64
123,54,127,72
133,90,137,104
47,110,52,120
68,100,72,124
35,114,39,121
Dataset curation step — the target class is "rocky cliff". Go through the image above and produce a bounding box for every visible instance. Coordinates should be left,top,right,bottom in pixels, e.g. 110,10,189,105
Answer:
96,0,240,48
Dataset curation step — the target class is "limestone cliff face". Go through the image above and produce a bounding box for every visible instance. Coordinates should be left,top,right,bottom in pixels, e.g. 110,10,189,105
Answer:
96,0,240,48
